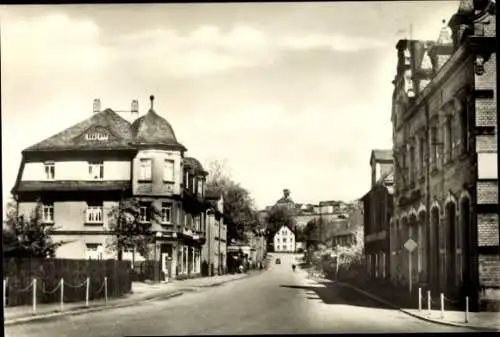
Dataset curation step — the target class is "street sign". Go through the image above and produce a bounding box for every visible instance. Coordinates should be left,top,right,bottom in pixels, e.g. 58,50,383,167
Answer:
404,238,418,252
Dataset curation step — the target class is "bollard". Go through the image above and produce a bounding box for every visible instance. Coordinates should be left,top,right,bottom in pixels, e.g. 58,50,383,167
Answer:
104,277,108,306
427,290,431,315
418,288,422,312
60,278,64,311
32,278,37,315
3,278,7,308
465,296,469,323
86,277,90,307
440,293,444,319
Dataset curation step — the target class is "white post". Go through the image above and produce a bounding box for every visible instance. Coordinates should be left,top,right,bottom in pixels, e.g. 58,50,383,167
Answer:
418,287,422,312
32,278,37,315
3,278,7,308
60,278,64,311
440,293,444,319
427,290,431,315
86,277,90,307
409,252,412,294
465,296,469,323
104,277,108,306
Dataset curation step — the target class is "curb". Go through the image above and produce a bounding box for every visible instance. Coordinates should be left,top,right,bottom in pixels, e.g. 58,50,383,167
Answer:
336,282,499,333
4,291,184,327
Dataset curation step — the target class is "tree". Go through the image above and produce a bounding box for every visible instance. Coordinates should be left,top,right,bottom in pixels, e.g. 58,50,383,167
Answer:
205,159,260,243
266,205,295,234
107,197,162,261
3,200,69,258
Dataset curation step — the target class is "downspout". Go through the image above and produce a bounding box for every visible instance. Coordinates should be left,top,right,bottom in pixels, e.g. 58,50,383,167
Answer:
218,209,222,274
208,210,211,276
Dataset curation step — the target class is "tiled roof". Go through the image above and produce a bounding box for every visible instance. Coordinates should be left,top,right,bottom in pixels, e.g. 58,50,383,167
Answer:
184,157,206,174
130,109,186,150
24,106,187,153
24,109,134,152
371,149,393,163
16,180,131,192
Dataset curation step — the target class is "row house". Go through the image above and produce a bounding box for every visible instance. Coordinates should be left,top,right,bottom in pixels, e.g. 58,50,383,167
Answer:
391,0,498,311
201,192,227,276
11,95,211,280
362,150,394,281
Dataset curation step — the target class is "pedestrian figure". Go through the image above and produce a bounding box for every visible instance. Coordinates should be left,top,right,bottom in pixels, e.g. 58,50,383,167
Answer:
292,264,296,272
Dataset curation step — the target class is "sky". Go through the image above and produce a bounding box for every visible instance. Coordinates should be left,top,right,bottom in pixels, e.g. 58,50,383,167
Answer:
1,1,460,213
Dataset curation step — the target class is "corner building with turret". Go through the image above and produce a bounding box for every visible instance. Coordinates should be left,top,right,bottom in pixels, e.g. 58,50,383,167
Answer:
11,95,210,279
390,0,498,311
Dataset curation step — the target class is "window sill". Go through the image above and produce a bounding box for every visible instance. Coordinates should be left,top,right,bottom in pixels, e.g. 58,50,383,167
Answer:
84,222,104,226
138,180,152,183
42,221,55,226
163,180,175,184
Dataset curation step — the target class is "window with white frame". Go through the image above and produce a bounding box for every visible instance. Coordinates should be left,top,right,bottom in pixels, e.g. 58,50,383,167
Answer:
86,202,103,224
161,202,172,224
419,136,425,176
276,238,280,243
277,245,280,250
139,204,151,223
42,202,54,223
375,254,379,278
283,238,287,243
430,125,438,169
86,131,109,141
163,160,174,182
88,161,104,180
44,161,55,180
197,180,203,196
139,159,152,181
86,243,102,260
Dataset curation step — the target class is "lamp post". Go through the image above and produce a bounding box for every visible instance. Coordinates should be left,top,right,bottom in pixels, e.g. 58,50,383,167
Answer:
154,232,163,283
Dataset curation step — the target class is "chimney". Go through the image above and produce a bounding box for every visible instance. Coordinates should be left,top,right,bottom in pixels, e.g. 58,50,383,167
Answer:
131,99,139,115
93,99,101,114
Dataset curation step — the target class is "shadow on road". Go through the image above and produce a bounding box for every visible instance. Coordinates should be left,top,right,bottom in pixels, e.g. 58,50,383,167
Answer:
279,280,397,310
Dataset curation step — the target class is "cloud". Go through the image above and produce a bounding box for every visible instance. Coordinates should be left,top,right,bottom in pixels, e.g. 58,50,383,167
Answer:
112,23,387,77
1,12,110,71
281,33,387,51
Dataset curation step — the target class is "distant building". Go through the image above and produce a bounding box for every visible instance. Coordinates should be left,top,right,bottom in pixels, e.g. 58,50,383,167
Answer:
202,192,226,276
362,149,394,281
273,225,296,252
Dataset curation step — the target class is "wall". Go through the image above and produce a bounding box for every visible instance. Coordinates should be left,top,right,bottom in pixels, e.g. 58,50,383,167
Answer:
132,149,182,196
22,160,130,181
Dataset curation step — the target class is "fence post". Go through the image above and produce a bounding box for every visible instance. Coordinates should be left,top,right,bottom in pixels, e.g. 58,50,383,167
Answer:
465,296,469,323
32,278,37,315
427,290,431,315
86,277,90,307
3,278,7,308
104,277,108,306
440,293,444,319
60,278,64,311
418,288,422,312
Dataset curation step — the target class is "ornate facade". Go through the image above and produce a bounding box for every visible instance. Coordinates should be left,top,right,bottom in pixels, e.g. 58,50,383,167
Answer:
390,0,498,311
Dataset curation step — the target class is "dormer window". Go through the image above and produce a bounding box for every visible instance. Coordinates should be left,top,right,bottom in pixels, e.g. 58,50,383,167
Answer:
88,161,104,180
85,131,109,141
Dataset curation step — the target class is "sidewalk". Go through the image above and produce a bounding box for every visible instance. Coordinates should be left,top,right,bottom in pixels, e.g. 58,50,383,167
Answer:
338,280,500,332
4,271,258,326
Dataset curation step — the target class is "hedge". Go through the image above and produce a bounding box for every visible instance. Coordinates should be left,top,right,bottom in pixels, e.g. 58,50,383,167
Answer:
3,258,132,307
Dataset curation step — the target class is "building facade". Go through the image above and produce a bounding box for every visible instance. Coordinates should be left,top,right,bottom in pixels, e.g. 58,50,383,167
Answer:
12,96,210,280
390,0,498,310
201,193,227,276
362,150,394,281
273,225,296,252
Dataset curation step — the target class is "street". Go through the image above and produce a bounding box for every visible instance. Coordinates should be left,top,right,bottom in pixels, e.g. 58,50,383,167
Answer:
6,253,475,336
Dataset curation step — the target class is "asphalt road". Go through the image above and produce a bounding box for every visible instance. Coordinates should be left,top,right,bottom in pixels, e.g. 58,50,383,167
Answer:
6,253,475,336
